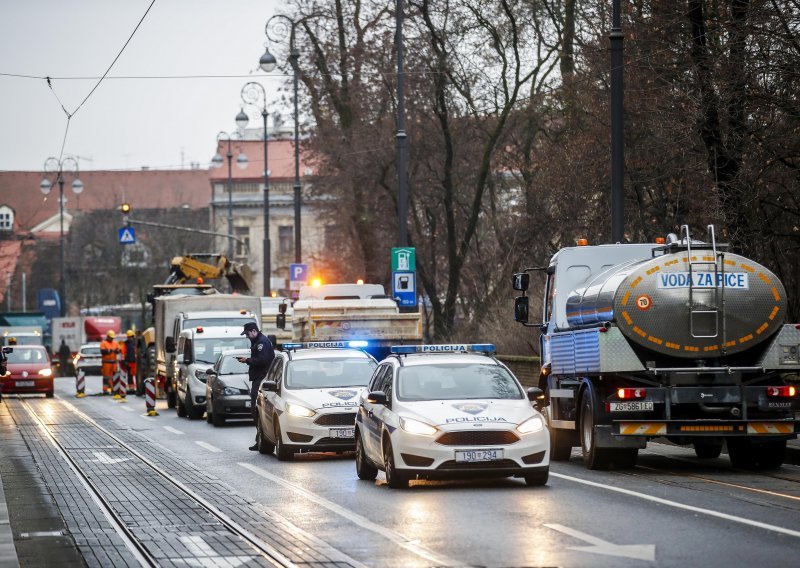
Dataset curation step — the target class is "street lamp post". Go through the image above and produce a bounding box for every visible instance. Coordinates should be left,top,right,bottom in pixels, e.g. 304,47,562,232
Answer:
238,79,275,297
262,16,303,264
211,132,248,259
40,157,83,317
395,0,409,247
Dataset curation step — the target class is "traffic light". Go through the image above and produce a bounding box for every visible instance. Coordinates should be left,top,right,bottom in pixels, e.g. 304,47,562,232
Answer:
119,203,131,214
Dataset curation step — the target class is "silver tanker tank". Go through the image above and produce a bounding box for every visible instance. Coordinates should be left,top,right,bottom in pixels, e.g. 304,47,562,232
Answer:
566,248,787,358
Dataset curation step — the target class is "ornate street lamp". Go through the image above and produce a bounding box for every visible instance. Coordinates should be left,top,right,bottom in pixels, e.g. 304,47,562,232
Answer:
211,131,247,258
40,157,83,316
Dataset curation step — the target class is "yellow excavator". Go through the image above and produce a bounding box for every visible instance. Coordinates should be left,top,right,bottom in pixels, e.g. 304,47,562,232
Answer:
164,254,253,293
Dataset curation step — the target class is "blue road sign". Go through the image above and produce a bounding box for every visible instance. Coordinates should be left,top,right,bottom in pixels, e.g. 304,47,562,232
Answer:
290,263,308,290
392,271,417,307
118,227,136,245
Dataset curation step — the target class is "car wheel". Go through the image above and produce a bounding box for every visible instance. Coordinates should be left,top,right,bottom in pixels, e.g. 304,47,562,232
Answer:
167,385,177,409
355,430,378,480
257,420,275,455
177,392,187,417
524,469,549,486
274,419,293,461
383,437,408,489
45,391,54,399
212,411,226,427
694,441,723,459
186,390,204,420
580,390,613,470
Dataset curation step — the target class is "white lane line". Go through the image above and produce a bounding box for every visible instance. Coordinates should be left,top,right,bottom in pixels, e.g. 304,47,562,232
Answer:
163,426,184,435
239,462,463,567
119,406,133,412
195,441,222,453
551,471,800,539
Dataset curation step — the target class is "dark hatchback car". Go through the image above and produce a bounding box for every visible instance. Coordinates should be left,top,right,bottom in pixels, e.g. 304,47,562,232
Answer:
204,348,253,426
1,345,54,397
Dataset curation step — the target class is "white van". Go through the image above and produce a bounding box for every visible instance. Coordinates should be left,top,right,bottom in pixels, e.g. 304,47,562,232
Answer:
175,325,249,419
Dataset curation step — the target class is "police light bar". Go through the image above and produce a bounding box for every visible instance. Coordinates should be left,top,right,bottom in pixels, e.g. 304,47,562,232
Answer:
283,341,370,351
390,344,496,354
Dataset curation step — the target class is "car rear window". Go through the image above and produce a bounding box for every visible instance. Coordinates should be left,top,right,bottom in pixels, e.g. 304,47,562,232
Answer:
81,347,101,356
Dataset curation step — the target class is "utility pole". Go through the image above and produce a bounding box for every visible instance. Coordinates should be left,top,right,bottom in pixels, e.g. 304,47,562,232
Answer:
610,0,625,243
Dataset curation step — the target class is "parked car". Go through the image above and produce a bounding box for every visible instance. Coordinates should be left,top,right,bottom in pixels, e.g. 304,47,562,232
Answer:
73,343,102,376
204,348,252,426
1,345,54,397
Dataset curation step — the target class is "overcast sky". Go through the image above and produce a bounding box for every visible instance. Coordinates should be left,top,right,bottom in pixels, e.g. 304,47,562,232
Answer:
0,0,286,172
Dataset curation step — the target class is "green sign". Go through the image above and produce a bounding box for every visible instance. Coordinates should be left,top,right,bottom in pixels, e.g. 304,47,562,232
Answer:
392,247,416,271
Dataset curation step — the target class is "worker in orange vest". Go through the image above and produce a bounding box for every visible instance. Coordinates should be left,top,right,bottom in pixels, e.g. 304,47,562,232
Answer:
120,330,137,392
100,330,121,395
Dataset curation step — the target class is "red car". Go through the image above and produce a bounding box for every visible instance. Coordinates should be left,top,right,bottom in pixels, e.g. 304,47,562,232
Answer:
1,345,54,398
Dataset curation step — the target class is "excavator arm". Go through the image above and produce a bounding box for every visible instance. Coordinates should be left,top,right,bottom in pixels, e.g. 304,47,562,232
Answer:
165,254,253,293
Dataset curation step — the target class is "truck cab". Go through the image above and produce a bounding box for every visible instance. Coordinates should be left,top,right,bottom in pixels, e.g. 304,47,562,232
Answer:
174,325,250,419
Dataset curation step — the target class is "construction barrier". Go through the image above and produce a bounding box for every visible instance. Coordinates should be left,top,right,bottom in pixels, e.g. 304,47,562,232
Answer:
144,378,158,416
75,369,86,398
120,366,128,393
112,370,126,400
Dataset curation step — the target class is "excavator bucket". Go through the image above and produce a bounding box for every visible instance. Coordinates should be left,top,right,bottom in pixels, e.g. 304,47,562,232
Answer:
225,260,253,293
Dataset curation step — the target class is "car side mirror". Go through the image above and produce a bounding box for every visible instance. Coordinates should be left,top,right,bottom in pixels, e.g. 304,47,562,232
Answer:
2,347,12,354
514,296,530,323
527,387,545,409
205,368,216,377
261,380,278,392
165,337,176,354
367,391,388,405
276,313,286,330
512,272,530,292
183,354,192,364
278,302,287,314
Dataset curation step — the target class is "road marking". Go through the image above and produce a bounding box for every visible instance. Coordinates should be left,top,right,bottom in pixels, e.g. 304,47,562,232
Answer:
195,441,222,453
91,451,129,465
238,462,463,567
119,405,133,412
178,535,256,567
163,426,185,435
545,523,655,561
551,471,800,538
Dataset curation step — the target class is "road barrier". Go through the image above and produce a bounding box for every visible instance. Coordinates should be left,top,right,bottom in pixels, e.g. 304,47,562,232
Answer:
75,369,86,398
112,370,126,400
144,378,158,416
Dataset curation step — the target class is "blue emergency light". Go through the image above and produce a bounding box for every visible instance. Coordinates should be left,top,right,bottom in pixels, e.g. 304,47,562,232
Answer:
390,344,496,354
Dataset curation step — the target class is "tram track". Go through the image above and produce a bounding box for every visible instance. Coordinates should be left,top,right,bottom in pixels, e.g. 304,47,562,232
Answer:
19,396,295,568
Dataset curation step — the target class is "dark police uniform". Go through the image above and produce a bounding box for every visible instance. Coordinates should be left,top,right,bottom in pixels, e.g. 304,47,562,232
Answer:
242,325,275,414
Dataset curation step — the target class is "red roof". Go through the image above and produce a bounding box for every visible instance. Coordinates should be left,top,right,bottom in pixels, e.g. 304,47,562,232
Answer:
0,240,21,303
209,139,315,182
0,169,211,233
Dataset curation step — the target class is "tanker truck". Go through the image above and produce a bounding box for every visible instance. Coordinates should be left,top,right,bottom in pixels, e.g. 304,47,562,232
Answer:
513,225,799,470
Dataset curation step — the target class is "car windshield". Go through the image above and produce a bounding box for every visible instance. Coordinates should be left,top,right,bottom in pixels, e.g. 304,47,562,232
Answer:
194,337,250,364
286,357,376,389
183,317,256,330
396,363,523,401
219,356,249,375
11,336,41,346
5,348,48,364
81,347,101,357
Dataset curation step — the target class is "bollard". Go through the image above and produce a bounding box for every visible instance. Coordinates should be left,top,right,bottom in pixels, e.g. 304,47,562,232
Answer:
119,366,129,397
112,370,122,399
144,378,158,416
75,369,86,398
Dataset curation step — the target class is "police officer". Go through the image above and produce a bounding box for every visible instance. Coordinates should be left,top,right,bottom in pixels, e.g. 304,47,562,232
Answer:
237,322,275,451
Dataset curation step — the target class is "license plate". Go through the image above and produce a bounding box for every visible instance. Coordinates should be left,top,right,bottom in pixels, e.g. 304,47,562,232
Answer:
245,400,252,408
609,401,654,412
455,449,503,462
16,380,35,387
329,427,354,439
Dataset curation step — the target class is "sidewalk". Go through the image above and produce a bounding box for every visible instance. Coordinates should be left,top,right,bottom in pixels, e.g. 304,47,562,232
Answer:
0,473,18,568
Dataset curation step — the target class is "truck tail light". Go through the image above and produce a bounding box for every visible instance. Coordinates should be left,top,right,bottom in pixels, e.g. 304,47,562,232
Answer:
766,386,796,398
617,388,646,399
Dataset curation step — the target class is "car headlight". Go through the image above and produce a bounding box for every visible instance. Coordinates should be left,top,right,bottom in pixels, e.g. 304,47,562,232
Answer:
517,415,545,434
194,369,207,382
38,368,53,377
286,402,316,417
223,386,240,396
399,416,437,436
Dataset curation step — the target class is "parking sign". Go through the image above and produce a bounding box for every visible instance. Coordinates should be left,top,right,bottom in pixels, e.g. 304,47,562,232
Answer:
290,263,308,290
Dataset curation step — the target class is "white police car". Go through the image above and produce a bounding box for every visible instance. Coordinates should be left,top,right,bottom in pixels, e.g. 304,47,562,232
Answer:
355,344,549,488
255,342,378,460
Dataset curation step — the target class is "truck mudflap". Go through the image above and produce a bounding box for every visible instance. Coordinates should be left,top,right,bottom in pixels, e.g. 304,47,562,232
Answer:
613,419,799,437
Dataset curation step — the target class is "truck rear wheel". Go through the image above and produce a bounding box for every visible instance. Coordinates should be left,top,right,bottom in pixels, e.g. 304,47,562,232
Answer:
728,438,785,469
580,390,614,470
694,441,723,459
544,392,573,461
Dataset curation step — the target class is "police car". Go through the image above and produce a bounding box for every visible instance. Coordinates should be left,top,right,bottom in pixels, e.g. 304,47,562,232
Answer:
255,342,378,460
355,344,549,488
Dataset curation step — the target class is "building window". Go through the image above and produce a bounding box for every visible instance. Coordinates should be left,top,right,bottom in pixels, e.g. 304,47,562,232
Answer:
235,226,250,258
279,226,294,257
0,206,13,231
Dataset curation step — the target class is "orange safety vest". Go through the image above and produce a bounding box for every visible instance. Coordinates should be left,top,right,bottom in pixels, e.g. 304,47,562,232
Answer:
100,339,120,363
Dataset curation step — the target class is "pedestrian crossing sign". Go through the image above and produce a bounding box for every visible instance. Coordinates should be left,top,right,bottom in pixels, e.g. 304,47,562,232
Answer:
118,227,136,244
